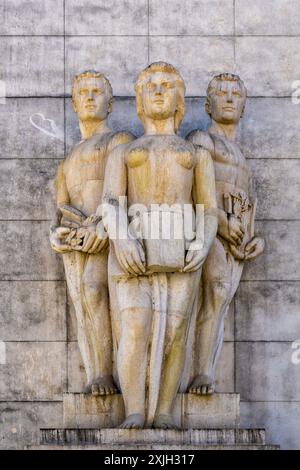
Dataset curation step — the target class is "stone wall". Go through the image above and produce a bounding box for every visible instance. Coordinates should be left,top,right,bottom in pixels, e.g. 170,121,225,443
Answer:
0,0,300,449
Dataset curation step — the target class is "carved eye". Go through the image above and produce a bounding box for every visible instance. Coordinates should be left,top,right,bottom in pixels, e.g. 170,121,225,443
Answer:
217,90,227,96
233,90,242,97
146,82,156,91
93,88,102,95
162,82,174,90
79,89,88,96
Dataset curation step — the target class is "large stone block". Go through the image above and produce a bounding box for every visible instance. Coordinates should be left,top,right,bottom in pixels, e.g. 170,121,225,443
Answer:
149,0,233,35
236,0,300,35
0,98,64,159
65,37,148,96
65,0,148,35
0,37,64,96
242,221,300,281
236,37,300,96
149,37,234,96
0,281,66,341
63,392,240,429
239,98,300,159
0,0,64,35
0,221,64,281
236,281,300,341
248,159,300,220
236,342,300,401
0,342,67,400
241,401,300,450
0,402,63,450
0,159,60,220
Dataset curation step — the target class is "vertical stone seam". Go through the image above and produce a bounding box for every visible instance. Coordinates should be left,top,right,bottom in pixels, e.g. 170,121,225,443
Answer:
63,0,69,394
147,0,150,63
233,0,237,69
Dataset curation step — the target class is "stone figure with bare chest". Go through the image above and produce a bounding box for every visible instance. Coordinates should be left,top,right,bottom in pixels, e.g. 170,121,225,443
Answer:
50,71,134,396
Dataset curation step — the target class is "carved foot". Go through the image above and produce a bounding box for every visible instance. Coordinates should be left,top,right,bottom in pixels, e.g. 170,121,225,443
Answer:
153,414,179,430
92,375,118,396
189,374,215,395
84,375,118,396
119,414,145,429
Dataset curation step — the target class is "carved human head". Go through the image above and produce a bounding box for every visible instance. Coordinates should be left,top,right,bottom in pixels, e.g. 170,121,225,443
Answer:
205,73,247,125
135,62,185,132
72,70,113,122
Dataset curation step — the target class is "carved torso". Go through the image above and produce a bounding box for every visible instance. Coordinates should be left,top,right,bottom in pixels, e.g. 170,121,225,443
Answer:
124,134,196,207
63,131,133,215
188,130,251,211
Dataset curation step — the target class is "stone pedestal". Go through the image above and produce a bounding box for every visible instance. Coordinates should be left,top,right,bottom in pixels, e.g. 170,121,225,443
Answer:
63,393,240,429
28,392,279,450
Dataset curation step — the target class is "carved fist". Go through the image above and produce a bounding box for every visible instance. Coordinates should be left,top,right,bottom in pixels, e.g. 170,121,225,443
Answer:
228,215,245,246
114,239,146,276
244,236,265,261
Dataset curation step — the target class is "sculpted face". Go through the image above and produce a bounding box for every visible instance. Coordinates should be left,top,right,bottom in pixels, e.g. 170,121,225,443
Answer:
208,79,246,125
73,76,111,122
141,72,178,121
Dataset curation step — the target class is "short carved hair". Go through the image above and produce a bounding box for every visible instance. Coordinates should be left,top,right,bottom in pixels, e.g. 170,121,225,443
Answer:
206,73,247,117
135,62,186,132
72,70,113,110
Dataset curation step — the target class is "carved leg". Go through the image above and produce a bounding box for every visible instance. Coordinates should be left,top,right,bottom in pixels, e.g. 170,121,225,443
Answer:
81,251,117,396
117,307,152,428
62,251,95,387
190,241,243,395
154,271,200,429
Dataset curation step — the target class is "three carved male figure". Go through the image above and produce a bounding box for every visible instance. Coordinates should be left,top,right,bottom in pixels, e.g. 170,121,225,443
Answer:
50,63,264,429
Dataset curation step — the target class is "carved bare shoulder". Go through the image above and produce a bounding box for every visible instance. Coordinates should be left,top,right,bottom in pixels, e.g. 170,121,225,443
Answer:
186,129,214,154
108,131,136,154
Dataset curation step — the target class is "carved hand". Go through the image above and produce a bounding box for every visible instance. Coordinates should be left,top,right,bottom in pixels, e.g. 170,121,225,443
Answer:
227,215,245,246
113,239,146,276
50,225,72,253
183,242,209,272
244,236,265,261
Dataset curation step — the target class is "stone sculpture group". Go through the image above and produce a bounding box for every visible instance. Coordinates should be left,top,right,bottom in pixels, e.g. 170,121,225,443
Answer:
50,62,264,430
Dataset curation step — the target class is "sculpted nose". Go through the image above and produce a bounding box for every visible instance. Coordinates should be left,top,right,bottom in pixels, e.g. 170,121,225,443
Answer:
227,91,233,102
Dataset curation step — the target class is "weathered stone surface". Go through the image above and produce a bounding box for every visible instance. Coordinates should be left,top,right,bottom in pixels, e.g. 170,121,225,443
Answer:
248,159,300,220
65,37,148,96
236,37,300,97
63,392,239,429
67,340,234,394
0,222,64,280
0,159,60,220
239,98,300,159
65,0,148,35
236,342,300,401
236,0,300,35
63,393,125,428
0,402,63,450
236,281,300,341
215,342,234,393
0,98,64,159
0,342,67,400
149,37,234,96
242,221,300,281
0,37,64,96
40,427,266,446
241,402,300,450
0,0,64,35
0,281,66,341
149,0,233,35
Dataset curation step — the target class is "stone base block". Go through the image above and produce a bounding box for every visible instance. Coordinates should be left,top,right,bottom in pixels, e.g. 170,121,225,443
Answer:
37,427,278,450
63,393,240,429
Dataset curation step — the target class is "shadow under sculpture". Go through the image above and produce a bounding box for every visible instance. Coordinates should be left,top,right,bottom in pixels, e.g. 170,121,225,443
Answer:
102,62,218,429
50,71,134,395
187,73,265,395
